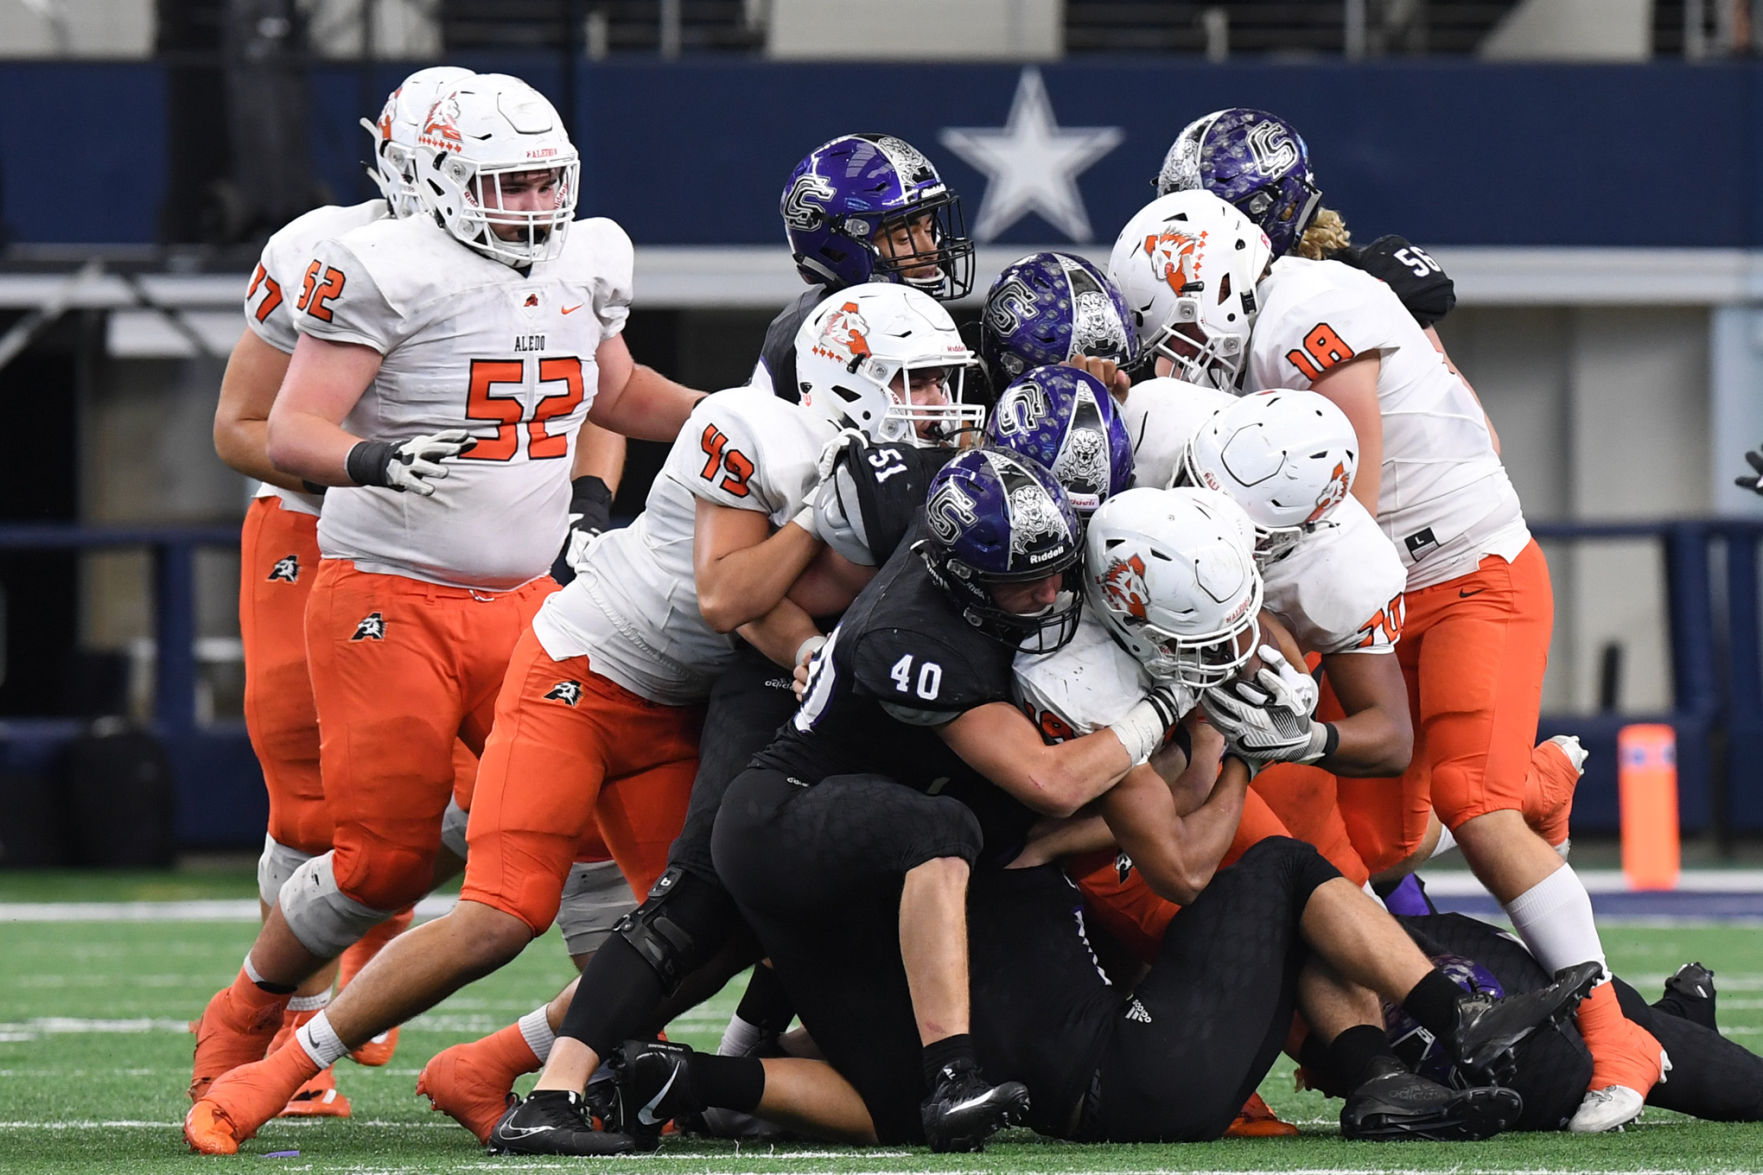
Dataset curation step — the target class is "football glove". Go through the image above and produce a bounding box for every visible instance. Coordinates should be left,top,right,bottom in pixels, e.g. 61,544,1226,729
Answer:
1202,676,1333,766
564,474,615,574
345,430,476,497
1108,680,1193,765
1331,234,1457,328
1735,448,1763,496
1250,645,1320,719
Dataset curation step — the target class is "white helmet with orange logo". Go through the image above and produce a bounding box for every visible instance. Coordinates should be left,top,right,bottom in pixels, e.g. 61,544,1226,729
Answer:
1085,486,1262,688
360,66,475,219
793,282,983,447
1106,190,1272,392
1183,389,1359,567
413,73,580,266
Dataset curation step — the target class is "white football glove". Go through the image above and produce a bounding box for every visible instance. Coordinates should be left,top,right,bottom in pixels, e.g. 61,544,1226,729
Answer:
1201,674,1331,766
346,430,477,497
1251,645,1319,719
816,426,870,482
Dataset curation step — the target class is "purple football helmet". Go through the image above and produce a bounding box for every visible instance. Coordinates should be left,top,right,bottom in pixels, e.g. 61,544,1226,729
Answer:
980,252,1140,386
985,366,1133,516
1382,953,1507,1090
781,133,975,299
920,448,1083,654
1155,108,1322,258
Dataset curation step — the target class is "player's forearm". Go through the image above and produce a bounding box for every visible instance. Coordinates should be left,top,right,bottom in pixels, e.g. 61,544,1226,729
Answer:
590,365,705,442
1321,699,1412,777
1010,813,1116,869
1015,731,1133,819
736,598,822,672
786,545,873,620
216,416,306,492
698,523,822,634
265,409,368,487
215,329,302,489
571,419,627,492
1106,759,1247,905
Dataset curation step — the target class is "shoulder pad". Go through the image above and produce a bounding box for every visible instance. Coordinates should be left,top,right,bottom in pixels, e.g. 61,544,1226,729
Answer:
818,441,953,566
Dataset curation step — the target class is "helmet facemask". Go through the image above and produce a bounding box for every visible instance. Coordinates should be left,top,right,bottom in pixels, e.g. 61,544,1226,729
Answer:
430,156,580,267
860,191,976,300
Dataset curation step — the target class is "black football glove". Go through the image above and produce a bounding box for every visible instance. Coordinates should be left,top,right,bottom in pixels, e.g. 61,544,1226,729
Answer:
1330,234,1457,329
1736,449,1763,496
563,474,615,574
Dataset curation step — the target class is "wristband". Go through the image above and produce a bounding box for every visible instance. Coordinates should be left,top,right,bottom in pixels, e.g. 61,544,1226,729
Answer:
795,634,827,669
569,474,614,514
1108,696,1171,766
300,480,328,497
1321,722,1340,761
344,440,395,488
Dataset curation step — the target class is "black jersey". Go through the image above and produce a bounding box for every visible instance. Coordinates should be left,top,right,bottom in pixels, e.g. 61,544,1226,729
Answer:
752,535,1033,861
825,441,955,565
752,286,828,403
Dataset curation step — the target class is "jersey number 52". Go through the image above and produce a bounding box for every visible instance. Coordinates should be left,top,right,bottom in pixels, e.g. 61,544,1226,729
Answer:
462,357,584,462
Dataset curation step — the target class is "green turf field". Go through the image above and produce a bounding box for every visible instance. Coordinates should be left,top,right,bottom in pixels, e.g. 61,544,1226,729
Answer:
2,883,1760,1174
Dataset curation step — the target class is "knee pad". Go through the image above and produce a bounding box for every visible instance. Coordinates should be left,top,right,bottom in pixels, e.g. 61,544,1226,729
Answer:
557,860,638,958
614,868,737,995
279,852,403,959
257,834,313,908
1249,836,1341,903
439,797,470,862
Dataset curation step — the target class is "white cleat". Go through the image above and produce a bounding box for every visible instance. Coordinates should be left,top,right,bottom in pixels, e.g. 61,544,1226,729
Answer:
1568,1084,1644,1133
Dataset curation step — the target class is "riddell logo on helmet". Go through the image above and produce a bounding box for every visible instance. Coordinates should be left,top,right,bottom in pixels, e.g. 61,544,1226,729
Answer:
1143,227,1206,295
1306,461,1350,523
813,302,871,363
1100,554,1150,620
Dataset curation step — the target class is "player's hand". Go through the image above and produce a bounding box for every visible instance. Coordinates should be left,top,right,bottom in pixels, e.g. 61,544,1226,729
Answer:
1330,234,1456,328
815,427,870,483
1250,645,1319,719
1201,677,1330,765
1735,448,1763,495
346,430,477,497
563,474,614,574
1063,354,1133,402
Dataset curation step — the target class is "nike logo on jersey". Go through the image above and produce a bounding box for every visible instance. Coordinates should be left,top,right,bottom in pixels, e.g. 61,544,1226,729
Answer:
636,1065,681,1127
267,554,300,583
561,303,584,315
1458,588,1486,598
351,612,386,641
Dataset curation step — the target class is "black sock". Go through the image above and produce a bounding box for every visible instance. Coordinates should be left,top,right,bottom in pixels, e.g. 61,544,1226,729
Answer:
686,1052,765,1114
921,1033,975,1088
1327,1024,1397,1091
1297,1034,1348,1098
1401,969,1466,1038
735,963,796,1035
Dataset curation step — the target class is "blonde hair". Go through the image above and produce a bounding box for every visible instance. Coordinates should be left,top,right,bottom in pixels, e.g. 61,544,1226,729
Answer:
1298,207,1351,260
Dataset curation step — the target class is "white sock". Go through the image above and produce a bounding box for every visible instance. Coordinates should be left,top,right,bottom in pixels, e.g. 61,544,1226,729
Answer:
1502,863,1608,980
518,1007,556,1065
1430,825,1458,859
718,1013,764,1058
287,991,332,1014
294,1010,348,1069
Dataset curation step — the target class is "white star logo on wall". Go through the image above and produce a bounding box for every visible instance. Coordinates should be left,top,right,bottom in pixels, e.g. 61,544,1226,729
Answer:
939,67,1124,244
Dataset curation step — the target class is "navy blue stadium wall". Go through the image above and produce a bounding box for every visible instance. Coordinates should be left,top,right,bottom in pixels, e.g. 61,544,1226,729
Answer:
2,58,1761,248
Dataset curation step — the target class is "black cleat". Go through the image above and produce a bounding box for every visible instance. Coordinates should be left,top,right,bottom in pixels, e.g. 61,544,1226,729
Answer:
1447,959,1601,1085
1657,961,1718,1031
1340,1056,1523,1141
609,1038,700,1144
486,1089,638,1156
920,1059,1030,1154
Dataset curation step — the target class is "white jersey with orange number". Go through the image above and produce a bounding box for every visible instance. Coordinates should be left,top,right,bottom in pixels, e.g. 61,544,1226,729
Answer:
533,385,833,706
243,198,388,519
294,214,633,590
1013,609,1197,741
1119,376,1236,491
1247,257,1529,590
1260,496,1407,656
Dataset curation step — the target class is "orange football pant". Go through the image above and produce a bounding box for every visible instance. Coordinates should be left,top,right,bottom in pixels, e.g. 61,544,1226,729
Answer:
304,559,554,912
1398,540,1554,834
239,497,328,855
460,626,701,936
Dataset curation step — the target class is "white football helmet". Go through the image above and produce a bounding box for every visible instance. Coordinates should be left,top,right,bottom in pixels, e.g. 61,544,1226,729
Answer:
414,74,580,266
1107,191,1273,393
795,283,984,447
360,66,475,219
1117,376,1236,492
1085,486,1263,689
1184,389,1359,567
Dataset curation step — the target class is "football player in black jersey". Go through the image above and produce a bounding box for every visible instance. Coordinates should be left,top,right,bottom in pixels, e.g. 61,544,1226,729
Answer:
709,448,1190,1152
753,133,974,402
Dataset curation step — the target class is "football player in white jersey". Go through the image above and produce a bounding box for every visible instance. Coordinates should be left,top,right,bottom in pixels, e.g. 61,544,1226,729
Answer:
1112,184,1660,1131
207,65,471,1119
185,73,706,1155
